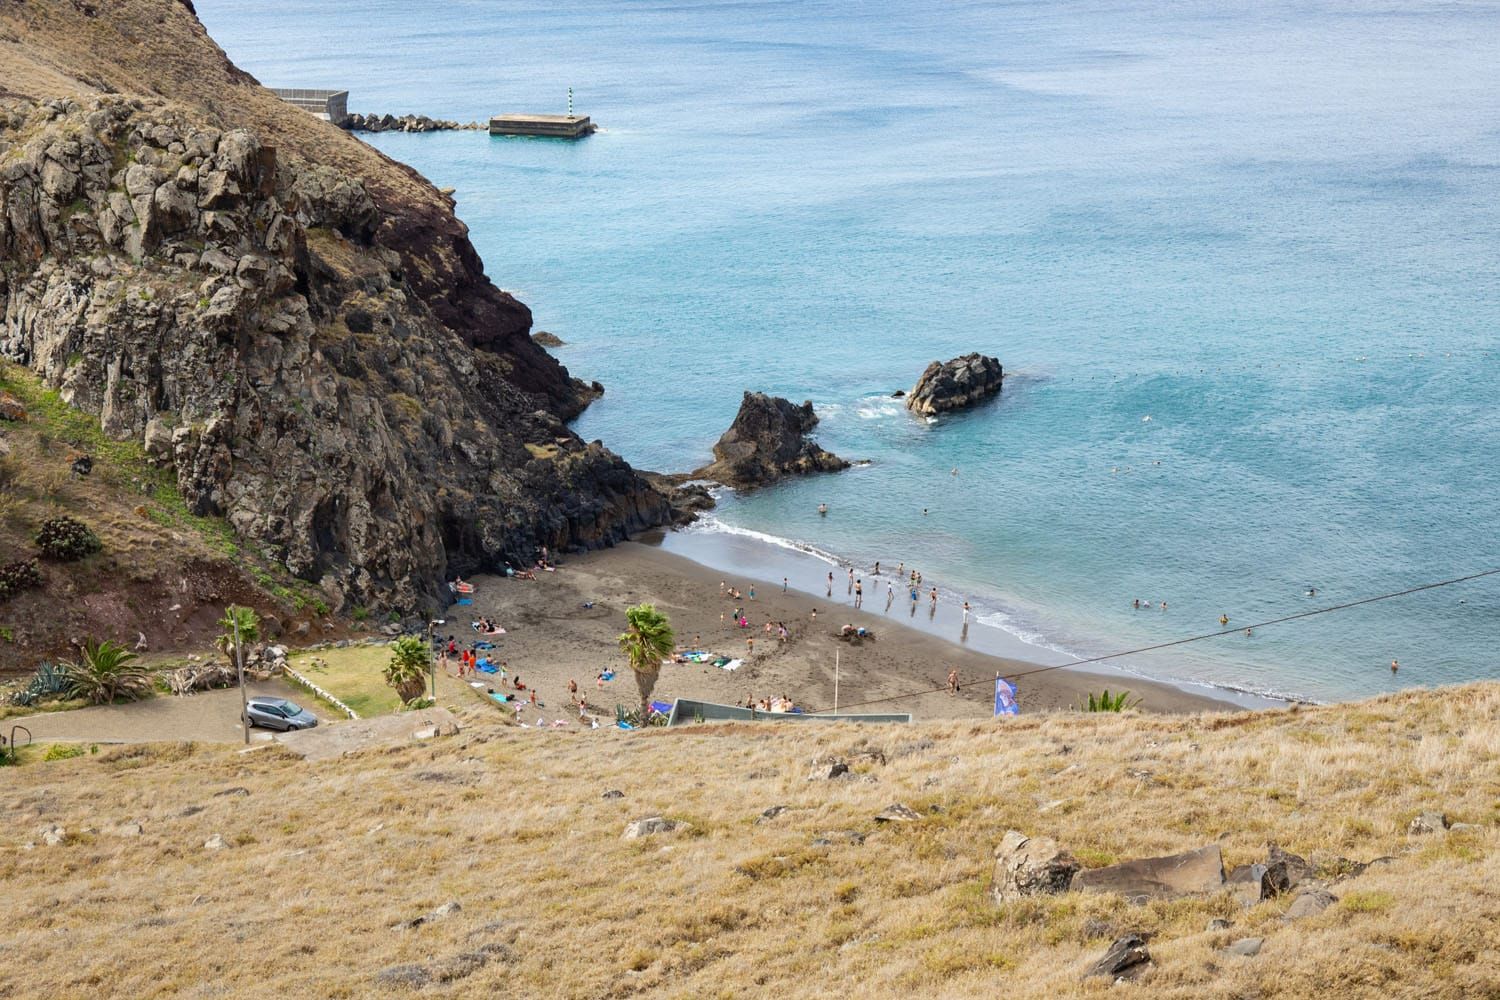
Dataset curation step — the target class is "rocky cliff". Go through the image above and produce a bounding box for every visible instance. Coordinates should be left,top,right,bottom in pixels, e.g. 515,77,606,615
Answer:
0,1,667,614
699,392,849,488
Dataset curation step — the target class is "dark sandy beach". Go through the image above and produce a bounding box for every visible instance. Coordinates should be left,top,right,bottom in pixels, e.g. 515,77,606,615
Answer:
458,539,1239,723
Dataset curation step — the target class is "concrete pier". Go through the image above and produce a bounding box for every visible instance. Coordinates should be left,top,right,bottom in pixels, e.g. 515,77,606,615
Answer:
488,114,596,139
269,88,348,122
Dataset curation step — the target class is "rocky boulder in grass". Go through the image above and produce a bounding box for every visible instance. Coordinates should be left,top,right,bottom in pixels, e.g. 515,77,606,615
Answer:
991,830,1081,902
906,353,1003,416
1070,843,1225,904
1083,934,1152,981
699,392,849,487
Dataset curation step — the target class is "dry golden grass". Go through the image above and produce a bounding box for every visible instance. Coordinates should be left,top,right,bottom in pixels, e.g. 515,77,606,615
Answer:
2,684,1497,998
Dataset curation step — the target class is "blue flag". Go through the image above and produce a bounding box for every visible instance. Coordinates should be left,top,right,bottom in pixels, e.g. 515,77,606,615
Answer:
994,676,1018,716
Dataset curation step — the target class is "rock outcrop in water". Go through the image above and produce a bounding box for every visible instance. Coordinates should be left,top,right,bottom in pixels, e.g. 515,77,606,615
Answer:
0,0,669,614
699,392,849,488
906,353,1003,415
339,113,484,134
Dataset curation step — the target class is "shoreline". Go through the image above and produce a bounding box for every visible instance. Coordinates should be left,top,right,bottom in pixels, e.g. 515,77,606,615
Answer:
654,520,1287,712
462,540,1254,724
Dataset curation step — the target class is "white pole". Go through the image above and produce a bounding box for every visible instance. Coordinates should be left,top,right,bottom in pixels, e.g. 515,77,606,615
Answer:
834,648,840,716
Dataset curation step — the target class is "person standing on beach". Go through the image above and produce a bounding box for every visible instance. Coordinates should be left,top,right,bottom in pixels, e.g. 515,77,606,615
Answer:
747,637,755,657
827,571,834,597
782,576,788,594
811,608,818,622
886,583,894,611
897,561,904,579
854,579,863,608
930,587,939,609
847,567,854,593
749,586,755,600
962,601,971,624
874,561,881,576
947,667,960,695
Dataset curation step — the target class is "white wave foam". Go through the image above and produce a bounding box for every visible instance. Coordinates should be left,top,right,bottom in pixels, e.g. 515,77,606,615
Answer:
854,397,906,420
688,515,845,567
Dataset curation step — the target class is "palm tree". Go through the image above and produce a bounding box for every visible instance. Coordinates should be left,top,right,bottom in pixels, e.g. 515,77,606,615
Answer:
215,606,260,667
385,635,430,706
618,603,674,724
62,638,152,705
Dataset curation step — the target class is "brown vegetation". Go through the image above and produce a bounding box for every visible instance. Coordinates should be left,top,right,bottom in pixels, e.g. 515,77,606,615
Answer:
1,684,1496,997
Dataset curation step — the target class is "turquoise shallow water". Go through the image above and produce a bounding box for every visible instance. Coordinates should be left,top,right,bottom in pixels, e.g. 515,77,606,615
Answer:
198,0,1500,702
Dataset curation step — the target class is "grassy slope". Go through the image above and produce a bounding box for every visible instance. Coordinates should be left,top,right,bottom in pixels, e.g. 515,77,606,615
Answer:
0,362,327,673
286,645,404,717
2,684,1497,999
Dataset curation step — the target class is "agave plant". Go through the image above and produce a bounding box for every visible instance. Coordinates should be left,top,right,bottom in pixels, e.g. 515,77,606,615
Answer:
1080,689,1140,713
9,661,67,707
62,639,152,705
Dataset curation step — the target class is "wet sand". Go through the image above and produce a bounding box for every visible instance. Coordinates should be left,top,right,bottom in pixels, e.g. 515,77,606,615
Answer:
456,540,1240,723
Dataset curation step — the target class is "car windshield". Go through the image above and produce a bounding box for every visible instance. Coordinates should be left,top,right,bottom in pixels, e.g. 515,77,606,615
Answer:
279,700,303,717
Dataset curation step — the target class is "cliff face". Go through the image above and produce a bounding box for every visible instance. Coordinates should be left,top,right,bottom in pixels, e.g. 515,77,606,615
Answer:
0,2,667,612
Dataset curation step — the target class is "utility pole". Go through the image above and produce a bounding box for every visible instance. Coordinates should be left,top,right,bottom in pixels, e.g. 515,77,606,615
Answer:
427,618,445,704
833,648,840,716
233,605,248,745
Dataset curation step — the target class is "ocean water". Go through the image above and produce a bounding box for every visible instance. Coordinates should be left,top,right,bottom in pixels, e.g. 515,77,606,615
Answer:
197,0,1500,702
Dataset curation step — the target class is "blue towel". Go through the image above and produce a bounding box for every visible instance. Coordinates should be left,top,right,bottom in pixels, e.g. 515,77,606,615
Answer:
456,598,473,606
650,700,673,716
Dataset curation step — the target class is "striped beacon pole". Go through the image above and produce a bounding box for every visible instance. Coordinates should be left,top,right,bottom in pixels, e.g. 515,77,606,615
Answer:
568,87,573,116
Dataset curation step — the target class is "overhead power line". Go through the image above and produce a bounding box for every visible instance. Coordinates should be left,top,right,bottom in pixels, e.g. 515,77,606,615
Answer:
806,567,1500,716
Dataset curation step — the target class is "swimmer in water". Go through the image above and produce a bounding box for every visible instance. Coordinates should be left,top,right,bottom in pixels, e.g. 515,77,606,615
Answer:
1219,614,1229,627
818,503,828,515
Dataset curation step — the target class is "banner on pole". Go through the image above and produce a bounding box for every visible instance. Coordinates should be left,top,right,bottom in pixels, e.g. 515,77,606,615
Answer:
994,675,1018,716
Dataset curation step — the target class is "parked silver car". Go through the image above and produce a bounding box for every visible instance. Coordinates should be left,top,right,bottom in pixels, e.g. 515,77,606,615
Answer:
243,696,318,731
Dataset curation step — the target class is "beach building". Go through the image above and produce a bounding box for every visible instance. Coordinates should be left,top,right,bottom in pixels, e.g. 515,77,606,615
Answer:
269,88,348,122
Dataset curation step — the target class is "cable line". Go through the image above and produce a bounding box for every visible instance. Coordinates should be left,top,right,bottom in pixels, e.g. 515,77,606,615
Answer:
807,566,1500,716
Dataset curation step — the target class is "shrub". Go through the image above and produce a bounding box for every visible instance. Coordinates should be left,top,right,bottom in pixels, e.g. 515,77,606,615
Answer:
0,558,43,602
9,660,67,707
44,743,85,761
62,638,152,705
1079,689,1140,712
35,516,101,561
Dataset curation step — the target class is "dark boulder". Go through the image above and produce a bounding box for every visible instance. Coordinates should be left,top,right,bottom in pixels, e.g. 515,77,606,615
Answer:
906,353,1003,416
1083,934,1152,981
699,392,849,488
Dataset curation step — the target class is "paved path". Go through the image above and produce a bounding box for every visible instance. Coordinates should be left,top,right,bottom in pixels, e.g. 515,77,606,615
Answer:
9,679,302,744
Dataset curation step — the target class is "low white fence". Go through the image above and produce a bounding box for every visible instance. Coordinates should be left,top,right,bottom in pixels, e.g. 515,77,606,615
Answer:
282,665,360,720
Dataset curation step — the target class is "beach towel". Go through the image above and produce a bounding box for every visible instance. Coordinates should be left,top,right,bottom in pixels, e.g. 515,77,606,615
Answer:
650,701,673,716
478,663,498,674
600,670,615,681
719,659,742,671
455,582,475,594
475,641,494,650
456,598,473,606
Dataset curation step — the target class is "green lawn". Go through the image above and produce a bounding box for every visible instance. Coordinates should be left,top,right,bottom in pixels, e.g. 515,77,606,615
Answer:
286,645,403,718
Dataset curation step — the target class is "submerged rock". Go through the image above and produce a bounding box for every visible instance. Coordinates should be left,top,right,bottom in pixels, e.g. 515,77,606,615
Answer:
532,331,566,348
906,353,1003,416
699,392,849,487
